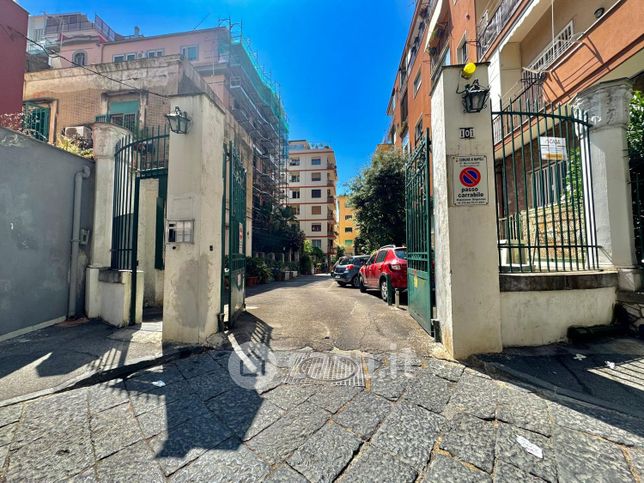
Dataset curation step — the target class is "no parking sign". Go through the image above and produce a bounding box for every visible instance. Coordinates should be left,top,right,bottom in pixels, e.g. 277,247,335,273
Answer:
452,155,488,206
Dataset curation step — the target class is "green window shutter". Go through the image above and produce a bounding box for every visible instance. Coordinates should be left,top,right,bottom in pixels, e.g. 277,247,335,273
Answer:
108,100,139,115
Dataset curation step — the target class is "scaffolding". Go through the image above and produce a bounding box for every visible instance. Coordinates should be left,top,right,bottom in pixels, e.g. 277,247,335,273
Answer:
215,19,289,211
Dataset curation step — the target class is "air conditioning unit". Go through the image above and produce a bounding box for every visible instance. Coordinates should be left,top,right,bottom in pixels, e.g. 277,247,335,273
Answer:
64,126,92,139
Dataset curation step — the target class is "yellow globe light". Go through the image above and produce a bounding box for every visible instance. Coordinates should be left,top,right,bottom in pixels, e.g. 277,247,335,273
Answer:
462,62,477,79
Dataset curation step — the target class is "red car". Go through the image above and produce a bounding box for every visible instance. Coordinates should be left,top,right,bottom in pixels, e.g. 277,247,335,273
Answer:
359,245,407,301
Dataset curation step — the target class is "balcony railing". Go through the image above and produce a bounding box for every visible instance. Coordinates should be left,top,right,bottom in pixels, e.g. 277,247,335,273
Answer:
477,0,524,58
528,21,577,72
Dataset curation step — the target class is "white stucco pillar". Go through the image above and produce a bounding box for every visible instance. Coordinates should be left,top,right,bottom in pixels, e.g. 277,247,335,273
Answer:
431,65,503,359
573,79,637,289
86,123,131,318
163,94,226,344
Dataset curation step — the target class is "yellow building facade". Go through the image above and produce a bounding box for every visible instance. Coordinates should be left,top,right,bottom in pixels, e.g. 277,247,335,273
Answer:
337,195,359,255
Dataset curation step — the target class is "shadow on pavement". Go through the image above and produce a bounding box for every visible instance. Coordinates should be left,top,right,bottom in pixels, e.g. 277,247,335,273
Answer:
119,313,280,478
473,336,644,437
0,319,162,403
246,274,328,297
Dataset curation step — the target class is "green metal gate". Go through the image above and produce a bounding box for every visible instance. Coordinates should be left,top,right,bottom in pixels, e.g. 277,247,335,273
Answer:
405,130,437,339
111,127,169,324
220,142,247,330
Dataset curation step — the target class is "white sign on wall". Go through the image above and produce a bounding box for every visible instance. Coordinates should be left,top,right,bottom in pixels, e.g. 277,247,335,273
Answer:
451,155,489,206
540,137,568,161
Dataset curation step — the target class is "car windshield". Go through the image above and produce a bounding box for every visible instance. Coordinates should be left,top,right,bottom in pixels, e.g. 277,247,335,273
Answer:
337,257,351,266
395,249,407,260
351,257,367,266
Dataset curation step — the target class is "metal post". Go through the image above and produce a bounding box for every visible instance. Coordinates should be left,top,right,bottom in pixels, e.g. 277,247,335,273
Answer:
129,174,140,325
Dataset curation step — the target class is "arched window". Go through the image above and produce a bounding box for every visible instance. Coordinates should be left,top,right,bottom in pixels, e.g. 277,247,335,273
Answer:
72,51,86,66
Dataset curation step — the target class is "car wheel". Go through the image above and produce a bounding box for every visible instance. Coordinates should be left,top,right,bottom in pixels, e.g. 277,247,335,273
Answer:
380,279,389,302
351,275,361,288
359,276,367,293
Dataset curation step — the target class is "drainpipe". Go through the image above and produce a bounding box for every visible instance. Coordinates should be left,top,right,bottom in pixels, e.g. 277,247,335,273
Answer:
68,165,91,318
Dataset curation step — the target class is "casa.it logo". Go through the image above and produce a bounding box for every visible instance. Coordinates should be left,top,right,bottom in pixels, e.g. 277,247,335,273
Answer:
228,341,280,390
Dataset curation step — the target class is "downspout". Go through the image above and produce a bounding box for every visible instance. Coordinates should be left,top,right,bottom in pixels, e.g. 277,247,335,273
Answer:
68,165,91,318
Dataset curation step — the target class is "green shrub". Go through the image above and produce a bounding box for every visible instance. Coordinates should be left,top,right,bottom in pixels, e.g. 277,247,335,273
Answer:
245,257,271,284
299,254,313,275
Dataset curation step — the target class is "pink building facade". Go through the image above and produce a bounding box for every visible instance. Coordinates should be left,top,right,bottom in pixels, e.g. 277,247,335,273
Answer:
0,0,28,115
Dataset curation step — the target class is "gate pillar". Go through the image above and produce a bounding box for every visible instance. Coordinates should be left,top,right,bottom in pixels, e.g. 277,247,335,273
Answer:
86,123,132,319
430,65,502,359
163,94,226,344
573,79,637,289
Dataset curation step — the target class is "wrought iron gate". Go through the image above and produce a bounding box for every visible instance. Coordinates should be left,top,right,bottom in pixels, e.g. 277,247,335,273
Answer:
220,142,247,329
111,127,169,324
405,130,436,338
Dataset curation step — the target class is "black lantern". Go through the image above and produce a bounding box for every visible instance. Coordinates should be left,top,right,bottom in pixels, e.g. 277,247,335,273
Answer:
457,79,491,113
165,106,191,134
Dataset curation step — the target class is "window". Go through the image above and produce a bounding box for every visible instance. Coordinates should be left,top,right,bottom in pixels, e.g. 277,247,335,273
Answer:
311,158,321,166
312,206,322,215
344,240,354,247
181,45,199,61
459,39,468,64
114,53,136,62
147,49,165,58
108,100,139,131
312,224,322,232
292,206,300,215
344,227,353,233
312,239,322,248
109,113,137,131
113,55,125,63
402,129,410,155
531,161,567,208
375,250,387,263
413,71,422,96
311,172,322,182
415,117,424,144
289,158,300,166
344,215,353,220
290,174,300,182
311,189,322,198
72,51,86,66
291,190,300,199
442,47,451,68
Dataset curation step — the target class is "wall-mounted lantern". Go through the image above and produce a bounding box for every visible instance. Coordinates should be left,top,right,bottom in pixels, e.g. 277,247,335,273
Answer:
165,106,191,134
457,78,491,113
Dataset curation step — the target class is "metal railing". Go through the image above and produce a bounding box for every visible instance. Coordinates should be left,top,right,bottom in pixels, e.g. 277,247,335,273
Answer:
493,101,599,272
477,0,524,58
528,21,576,72
630,164,644,267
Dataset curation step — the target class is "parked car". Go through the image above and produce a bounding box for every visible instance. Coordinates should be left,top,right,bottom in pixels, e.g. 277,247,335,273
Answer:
359,245,407,301
332,255,370,288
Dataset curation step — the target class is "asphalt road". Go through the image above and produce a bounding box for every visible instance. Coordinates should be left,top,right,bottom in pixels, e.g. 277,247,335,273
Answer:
236,275,441,357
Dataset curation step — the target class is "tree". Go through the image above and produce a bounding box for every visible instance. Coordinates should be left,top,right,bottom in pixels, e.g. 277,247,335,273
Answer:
252,203,305,254
348,148,407,252
628,90,644,167
333,245,345,263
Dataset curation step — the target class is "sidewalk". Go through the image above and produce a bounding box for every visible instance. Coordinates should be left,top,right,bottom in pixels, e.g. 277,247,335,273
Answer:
0,318,173,405
473,336,644,419
0,346,641,482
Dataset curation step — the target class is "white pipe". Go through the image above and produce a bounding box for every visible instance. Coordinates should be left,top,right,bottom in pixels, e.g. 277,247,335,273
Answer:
68,165,91,318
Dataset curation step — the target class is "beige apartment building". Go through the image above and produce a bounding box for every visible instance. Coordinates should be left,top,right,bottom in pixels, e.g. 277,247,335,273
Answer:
286,140,338,263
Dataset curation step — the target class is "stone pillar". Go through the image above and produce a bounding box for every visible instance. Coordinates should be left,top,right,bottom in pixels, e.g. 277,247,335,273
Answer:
573,79,637,289
163,94,226,344
86,123,131,319
431,65,503,359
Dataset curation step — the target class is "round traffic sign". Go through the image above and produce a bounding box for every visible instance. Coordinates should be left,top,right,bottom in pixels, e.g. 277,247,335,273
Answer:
459,167,481,187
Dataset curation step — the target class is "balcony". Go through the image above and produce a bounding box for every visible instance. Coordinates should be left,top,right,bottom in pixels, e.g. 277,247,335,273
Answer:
527,21,578,72
477,0,524,58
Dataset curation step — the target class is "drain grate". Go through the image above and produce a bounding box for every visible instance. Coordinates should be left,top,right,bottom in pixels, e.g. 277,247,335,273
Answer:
284,352,365,387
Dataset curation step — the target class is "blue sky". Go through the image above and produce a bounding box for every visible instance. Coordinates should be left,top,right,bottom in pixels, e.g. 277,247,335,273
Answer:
20,0,414,193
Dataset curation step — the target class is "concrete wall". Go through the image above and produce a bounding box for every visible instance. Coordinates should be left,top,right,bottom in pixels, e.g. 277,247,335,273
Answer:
139,178,164,306
501,288,616,346
0,128,95,339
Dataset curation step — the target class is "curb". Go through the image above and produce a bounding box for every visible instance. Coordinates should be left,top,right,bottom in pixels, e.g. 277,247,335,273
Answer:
476,358,644,420
0,344,206,408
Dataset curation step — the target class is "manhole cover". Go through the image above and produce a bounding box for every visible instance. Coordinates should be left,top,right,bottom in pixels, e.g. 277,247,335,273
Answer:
284,353,365,387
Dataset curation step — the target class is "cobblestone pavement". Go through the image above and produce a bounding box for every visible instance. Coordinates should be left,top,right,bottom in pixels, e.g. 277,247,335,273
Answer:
0,348,642,482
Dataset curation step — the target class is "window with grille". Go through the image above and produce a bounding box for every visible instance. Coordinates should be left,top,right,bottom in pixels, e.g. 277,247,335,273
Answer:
312,224,322,232
72,51,86,66
530,161,568,208
291,190,300,199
